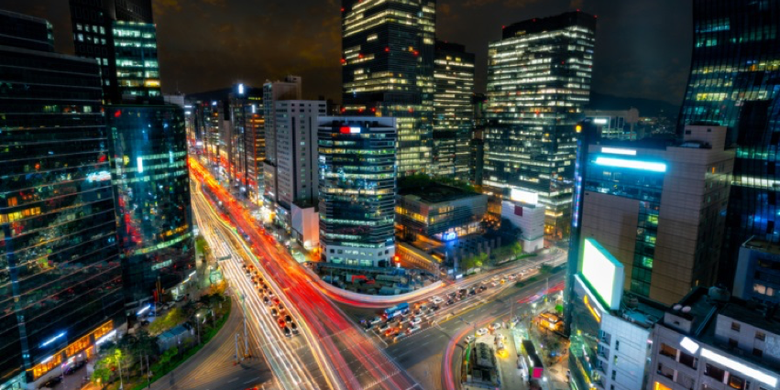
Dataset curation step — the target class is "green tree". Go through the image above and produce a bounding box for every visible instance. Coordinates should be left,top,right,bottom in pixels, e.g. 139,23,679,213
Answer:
511,241,523,257
158,347,178,369
540,264,553,275
90,355,114,384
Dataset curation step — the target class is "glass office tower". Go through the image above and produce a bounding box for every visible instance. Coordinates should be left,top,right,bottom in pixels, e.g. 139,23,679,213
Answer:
69,0,154,104
318,117,397,267
112,21,161,100
678,0,780,287
107,105,194,304
433,41,475,178
0,10,124,388
341,0,436,177
485,11,596,238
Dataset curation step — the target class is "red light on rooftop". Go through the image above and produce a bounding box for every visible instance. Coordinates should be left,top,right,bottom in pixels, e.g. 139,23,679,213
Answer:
408,107,414,113
358,53,364,59
385,47,390,52
502,25,505,29
341,58,346,64
413,51,419,56
371,107,376,112
341,7,345,12
114,110,121,117
339,126,351,134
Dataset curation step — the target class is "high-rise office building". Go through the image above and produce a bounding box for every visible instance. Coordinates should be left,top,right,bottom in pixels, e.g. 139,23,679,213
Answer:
107,105,194,304
0,11,124,388
272,100,325,232
677,0,780,288
567,122,734,306
433,40,474,178
226,84,264,202
263,76,302,207
341,0,436,177
318,117,397,267
69,0,195,305
68,0,155,103
484,11,596,238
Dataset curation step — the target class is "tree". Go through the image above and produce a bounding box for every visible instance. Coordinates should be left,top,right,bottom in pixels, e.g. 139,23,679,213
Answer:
511,241,523,257
540,264,553,275
158,347,178,369
90,355,113,385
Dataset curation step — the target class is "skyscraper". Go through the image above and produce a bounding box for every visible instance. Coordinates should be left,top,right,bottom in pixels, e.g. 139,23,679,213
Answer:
677,0,780,287
0,10,124,388
341,0,436,177
228,84,265,203
69,0,155,103
69,0,195,305
273,100,326,232
106,105,195,305
484,11,596,238
262,76,302,208
433,40,474,178
318,117,397,267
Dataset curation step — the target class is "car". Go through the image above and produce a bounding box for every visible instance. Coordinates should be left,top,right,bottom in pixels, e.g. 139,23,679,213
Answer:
140,319,150,326
411,317,422,325
445,299,454,306
406,325,421,334
378,322,390,331
369,316,383,325
290,322,299,334
277,302,284,310
491,281,499,287
385,328,400,337
477,328,488,336
431,305,440,311
273,297,281,305
283,326,292,337
493,322,502,330
271,308,278,317
469,289,476,296
285,315,292,323
465,335,475,344
278,318,286,328
491,276,500,282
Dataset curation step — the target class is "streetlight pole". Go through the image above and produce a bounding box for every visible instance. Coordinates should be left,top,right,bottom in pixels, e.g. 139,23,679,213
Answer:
116,350,124,390
196,313,201,344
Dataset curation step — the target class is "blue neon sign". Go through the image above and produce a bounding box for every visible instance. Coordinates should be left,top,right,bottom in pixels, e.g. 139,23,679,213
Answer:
594,156,667,173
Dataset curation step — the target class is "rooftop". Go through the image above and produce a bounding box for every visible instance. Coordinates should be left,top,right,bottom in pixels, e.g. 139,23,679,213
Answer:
398,183,481,204
743,236,780,256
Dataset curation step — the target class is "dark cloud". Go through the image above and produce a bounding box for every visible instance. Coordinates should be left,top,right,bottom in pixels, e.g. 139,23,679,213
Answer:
1,0,691,105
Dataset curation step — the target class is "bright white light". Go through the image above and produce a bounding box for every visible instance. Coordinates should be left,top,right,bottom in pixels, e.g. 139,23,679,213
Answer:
137,157,144,173
169,151,174,164
680,337,699,354
95,330,117,346
701,348,778,387
41,332,66,347
251,104,256,114
581,238,624,310
510,188,538,205
594,156,667,173
238,83,245,95
86,171,111,182
601,147,637,156
41,355,54,364
349,126,361,133
594,118,608,125
196,141,203,146
136,304,151,316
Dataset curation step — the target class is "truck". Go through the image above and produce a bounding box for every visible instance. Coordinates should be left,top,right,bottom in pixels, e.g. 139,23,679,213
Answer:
383,302,409,317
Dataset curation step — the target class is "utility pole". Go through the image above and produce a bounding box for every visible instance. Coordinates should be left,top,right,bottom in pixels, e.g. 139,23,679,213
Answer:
146,355,151,389
235,333,240,365
241,294,249,358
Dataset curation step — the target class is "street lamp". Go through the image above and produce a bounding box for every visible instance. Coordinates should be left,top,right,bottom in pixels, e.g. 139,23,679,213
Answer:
115,349,124,390
196,313,201,344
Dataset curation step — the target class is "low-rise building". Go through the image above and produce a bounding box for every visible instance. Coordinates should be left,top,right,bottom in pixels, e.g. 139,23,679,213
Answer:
734,237,780,305
647,287,780,390
396,183,487,241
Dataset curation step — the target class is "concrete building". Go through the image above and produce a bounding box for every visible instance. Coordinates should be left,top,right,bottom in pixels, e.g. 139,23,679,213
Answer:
262,75,302,208
647,287,780,390
568,122,734,305
567,238,666,390
501,196,545,253
395,183,487,241
585,107,641,140
734,237,780,305
272,100,325,239
318,117,397,267
484,11,597,238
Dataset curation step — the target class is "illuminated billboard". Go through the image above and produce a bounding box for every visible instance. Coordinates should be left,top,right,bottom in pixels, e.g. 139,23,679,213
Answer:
510,188,538,205
581,238,624,310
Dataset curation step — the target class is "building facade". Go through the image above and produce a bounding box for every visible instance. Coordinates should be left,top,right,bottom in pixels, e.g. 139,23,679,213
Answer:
484,11,597,238
568,123,734,305
68,0,155,103
228,84,264,203
396,183,487,240
0,11,125,388
734,237,780,305
106,105,195,305
318,117,397,267
112,20,160,101
433,41,474,178
677,0,780,289
647,287,779,390
584,108,641,140
341,0,436,177
262,76,302,208
273,100,325,233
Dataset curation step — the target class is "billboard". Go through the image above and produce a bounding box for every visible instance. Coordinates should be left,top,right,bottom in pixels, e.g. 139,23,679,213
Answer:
581,238,625,310
510,188,538,205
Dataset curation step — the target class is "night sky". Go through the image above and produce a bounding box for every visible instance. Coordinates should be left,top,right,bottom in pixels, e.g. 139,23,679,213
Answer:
4,0,692,105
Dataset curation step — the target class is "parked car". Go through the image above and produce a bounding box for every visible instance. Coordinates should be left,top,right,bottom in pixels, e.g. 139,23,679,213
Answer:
477,328,488,336
290,322,299,334
271,308,278,317
283,326,292,337
465,335,475,344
